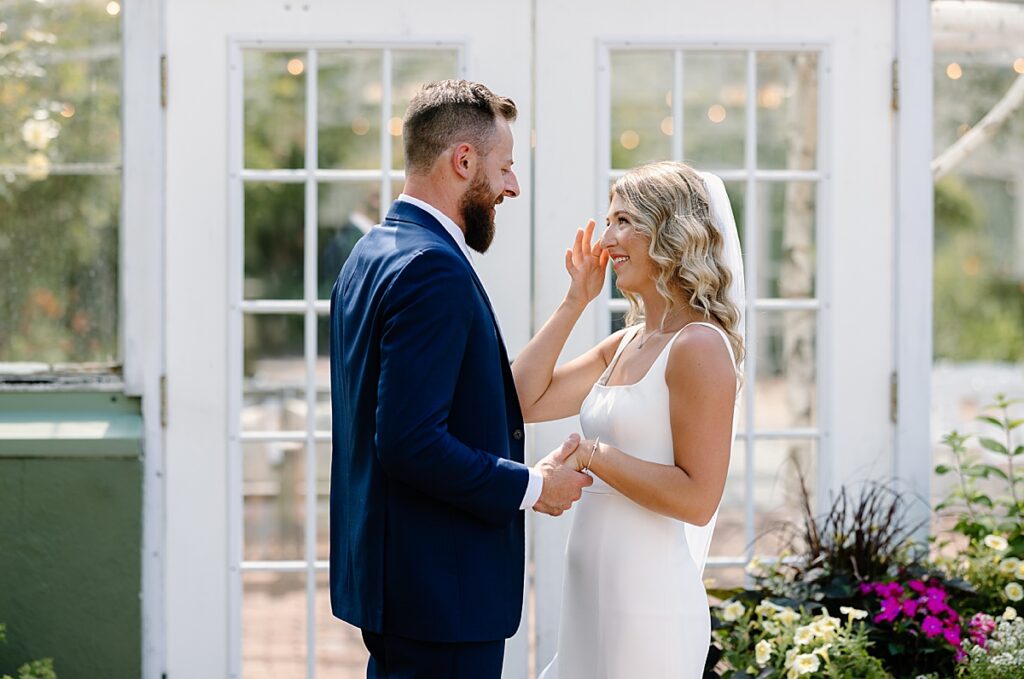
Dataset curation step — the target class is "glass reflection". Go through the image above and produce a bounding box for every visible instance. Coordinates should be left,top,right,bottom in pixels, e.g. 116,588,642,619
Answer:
244,182,305,300
244,51,306,170
243,442,307,562
757,52,818,170
319,51,382,170
243,314,307,432
683,52,746,169
753,310,817,430
757,182,817,299
610,51,673,168
318,182,378,298
752,439,816,556
242,571,307,679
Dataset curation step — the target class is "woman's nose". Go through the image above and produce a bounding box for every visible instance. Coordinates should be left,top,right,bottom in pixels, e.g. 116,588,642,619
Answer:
596,225,613,248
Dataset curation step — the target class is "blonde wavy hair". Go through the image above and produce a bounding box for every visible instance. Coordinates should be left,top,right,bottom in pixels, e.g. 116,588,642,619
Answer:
612,161,745,368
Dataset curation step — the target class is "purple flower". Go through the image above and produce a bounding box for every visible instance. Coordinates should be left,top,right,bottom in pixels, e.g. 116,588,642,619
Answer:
902,599,920,617
908,580,926,593
943,625,962,647
922,616,944,638
875,597,901,623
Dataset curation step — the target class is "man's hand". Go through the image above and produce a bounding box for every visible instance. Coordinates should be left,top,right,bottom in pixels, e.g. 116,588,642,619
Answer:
533,434,593,516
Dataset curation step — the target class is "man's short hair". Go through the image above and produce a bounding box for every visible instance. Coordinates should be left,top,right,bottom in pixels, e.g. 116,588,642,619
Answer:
402,79,517,175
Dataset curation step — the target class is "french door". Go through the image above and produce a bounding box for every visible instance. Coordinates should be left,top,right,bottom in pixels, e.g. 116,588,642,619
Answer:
163,1,925,677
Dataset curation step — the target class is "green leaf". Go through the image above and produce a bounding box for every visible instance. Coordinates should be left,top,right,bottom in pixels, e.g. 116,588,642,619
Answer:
980,437,1009,455
1008,418,1024,431
972,494,994,507
987,467,1010,481
1015,445,1024,458
934,464,952,475
978,415,1006,429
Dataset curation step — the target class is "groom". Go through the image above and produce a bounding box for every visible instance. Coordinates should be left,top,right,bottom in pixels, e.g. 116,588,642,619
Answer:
328,79,592,678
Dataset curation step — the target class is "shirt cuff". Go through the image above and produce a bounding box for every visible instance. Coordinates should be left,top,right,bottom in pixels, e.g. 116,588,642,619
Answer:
519,466,543,510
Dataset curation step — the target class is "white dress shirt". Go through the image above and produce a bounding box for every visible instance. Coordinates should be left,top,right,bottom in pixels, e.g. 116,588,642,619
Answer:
396,194,543,511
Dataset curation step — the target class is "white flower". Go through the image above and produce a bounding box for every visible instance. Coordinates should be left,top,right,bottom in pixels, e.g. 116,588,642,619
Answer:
755,639,773,666
1005,582,1024,602
21,116,60,150
814,643,832,661
746,556,763,574
763,620,782,636
840,605,869,622
756,600,779,617
722,600,746,622
775,606,801,626
793,625,816,647
1000,557,1022,576
811,617,838,641
1016,562,1024,580
1003,606,1018,621
985,534,1010,552
792,652,821,675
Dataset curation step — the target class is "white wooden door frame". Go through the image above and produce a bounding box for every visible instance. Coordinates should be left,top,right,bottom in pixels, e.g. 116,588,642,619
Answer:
529,0,919,670
163,3,533,678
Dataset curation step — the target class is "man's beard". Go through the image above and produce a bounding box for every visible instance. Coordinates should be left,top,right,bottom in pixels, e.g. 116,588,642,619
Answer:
459,170,497,254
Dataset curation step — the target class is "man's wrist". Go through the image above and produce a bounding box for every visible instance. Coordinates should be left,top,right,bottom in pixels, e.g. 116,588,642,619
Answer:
520,465,544,510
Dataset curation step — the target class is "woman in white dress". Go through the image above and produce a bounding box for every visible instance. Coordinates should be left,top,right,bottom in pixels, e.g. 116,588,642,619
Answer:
512,162,745,679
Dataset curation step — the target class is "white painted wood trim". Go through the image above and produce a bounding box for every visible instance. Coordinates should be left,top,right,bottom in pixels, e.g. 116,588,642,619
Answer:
121,1,166,677
893,0,934,532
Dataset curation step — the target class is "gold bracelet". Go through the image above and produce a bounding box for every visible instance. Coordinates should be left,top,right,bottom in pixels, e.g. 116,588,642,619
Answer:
582,436,600,474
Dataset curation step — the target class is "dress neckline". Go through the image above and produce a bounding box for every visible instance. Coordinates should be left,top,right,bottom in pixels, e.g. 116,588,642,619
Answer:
596,321,734,390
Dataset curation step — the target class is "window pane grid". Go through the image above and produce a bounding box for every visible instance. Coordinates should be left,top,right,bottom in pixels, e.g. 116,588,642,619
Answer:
604,45,823,569
232,43,459,679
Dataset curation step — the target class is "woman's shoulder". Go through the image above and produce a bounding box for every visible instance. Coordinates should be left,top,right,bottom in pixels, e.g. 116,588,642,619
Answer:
665,322,736,388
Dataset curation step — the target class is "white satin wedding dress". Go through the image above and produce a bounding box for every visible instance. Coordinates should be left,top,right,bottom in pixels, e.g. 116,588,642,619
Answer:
539,321,737,679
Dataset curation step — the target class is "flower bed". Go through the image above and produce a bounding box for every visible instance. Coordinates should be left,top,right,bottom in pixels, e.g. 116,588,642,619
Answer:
707,395,1024,678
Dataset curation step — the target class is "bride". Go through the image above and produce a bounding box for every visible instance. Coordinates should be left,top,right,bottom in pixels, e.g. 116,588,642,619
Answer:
512,162,745,678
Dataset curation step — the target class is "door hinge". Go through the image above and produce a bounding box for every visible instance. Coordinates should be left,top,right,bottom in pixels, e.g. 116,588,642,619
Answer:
160,55,168,109
891,58,899,112
160,374,168,428
890,371,898,424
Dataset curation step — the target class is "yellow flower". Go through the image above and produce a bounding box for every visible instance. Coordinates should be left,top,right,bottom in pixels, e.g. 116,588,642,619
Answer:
722,600,747,622
703,577,716,588
1000,557,1021,576
792,653,821,675
793,625,816,647
840,606,869,623
814,643,832,662
755,639,773,666
1003,607,1018,621
985,535,1010,552
775,607,801,626
26,153,50,181
1005,582,1024,602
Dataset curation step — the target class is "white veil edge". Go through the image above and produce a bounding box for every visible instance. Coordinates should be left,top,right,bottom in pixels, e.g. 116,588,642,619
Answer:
683,172,746,578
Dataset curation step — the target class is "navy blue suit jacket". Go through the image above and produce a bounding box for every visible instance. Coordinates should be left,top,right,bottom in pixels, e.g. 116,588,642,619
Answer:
329,199,530,643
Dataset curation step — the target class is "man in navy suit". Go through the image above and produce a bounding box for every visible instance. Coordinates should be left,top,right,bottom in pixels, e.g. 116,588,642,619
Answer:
329,79,592,678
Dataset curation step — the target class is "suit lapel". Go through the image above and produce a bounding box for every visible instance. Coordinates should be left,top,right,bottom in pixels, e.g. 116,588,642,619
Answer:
386,201,507,346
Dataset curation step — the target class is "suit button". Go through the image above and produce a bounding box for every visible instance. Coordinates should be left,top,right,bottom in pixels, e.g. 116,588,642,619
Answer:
512,429,523,441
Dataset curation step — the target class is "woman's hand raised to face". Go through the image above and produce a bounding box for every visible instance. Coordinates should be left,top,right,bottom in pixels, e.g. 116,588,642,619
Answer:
564,219,610,310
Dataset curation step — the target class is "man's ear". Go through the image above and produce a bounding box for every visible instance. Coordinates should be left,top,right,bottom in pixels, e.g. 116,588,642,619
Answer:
450,143,475,181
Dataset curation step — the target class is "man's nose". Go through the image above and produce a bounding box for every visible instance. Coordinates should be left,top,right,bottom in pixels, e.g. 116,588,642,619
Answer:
504,171,521,198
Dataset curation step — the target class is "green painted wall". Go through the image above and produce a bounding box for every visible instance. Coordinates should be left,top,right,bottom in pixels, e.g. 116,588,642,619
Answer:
0,391,142,679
